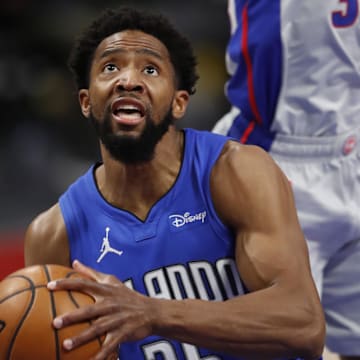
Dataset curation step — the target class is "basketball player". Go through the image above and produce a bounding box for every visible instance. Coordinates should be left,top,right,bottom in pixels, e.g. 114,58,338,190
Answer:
212,1,360,359
24,7,325,360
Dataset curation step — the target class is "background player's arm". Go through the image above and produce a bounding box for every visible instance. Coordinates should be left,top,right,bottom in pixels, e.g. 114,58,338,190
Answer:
24,203,70,267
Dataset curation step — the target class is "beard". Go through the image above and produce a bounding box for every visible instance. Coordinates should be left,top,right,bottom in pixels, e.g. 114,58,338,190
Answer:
89,106,174,165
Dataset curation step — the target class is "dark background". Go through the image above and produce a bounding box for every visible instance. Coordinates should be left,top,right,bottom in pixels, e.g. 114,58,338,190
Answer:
0,0,230,276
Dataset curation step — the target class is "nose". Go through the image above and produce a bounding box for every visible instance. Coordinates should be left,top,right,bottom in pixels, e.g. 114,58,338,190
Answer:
115,69,144,93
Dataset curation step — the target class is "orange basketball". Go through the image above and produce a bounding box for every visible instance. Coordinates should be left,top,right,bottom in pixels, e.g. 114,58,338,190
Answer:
0,264,108,360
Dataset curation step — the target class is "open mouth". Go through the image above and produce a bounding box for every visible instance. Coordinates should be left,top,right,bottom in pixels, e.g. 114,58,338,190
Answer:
111,98,146,125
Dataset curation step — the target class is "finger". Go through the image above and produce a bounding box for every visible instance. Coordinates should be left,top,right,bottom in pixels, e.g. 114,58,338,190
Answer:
72,260,104,282
61,319,106,351
47,276,103,294
73,261,123,287
54,298,121,329
61,315,120,353
53,303,104,329
92,337,120,360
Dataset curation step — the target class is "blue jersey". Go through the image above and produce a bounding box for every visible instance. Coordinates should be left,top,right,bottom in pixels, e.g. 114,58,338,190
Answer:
59,128,309,359
60,128,247,360
214,0,360,150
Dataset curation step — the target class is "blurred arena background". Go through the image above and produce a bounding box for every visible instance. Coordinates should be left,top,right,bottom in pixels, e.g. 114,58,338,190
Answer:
0,2,342,359
0,0,229,279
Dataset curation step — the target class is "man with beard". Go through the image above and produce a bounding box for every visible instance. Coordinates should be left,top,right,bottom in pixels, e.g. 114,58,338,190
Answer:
24,7,325,360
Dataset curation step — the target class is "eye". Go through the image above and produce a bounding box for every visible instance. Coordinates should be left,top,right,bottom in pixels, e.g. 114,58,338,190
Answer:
103,63,118,73
144,65,159,76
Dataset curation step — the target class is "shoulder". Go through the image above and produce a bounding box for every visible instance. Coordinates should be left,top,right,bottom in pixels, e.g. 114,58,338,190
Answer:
212,140,284,188
210,141,292,226
26,203,65,238
24,203,70,266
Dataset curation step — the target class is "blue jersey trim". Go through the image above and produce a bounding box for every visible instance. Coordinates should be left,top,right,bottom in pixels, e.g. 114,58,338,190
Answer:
226,0,282,148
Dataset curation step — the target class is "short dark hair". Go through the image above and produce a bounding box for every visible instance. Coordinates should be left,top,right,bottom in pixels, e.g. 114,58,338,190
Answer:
68,7,199,95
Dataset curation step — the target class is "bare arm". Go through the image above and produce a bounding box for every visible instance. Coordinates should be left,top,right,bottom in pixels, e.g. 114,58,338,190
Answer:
48,142,325,360
24,203,71,267
152,142,325,358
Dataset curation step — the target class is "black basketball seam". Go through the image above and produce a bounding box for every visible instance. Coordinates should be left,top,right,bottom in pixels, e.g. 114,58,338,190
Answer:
65,271,77,278
67,272,102,348
5,275,36,360
68,286,103,348
44,265,61,360
0,284,48,304
0,320,5,333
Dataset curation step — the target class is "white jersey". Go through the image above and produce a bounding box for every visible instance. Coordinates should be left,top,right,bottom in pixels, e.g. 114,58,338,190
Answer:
214,0,360,148
214,1,360,354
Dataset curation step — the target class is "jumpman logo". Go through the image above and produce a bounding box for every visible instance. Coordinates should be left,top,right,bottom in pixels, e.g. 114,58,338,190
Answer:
97,227,123,263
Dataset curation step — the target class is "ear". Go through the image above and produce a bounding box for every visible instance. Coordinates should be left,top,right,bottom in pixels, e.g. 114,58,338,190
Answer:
78,89,91,118
172,90,190,120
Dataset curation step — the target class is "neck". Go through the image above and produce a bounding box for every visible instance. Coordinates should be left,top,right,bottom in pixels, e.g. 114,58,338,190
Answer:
95,127,184,220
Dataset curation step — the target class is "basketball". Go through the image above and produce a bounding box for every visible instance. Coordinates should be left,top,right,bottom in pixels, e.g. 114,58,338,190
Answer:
0,264,108,360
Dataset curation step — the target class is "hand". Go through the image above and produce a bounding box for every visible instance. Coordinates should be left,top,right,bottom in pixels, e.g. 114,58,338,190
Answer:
47,260,157,360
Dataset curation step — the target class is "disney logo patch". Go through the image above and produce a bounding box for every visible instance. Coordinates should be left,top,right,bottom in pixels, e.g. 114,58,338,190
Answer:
169,210,207,229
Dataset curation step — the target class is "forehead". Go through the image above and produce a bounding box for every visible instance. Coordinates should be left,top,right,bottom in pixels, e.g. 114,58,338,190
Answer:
93,30,171,62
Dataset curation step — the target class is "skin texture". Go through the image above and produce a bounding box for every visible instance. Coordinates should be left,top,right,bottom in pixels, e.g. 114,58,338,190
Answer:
25,30,325,360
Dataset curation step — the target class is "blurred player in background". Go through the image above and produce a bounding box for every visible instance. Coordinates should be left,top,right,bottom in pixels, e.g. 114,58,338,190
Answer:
24,6,325,360
213,1,360,359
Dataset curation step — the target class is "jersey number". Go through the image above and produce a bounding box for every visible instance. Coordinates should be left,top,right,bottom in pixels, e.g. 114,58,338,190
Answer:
143,342,222,360
332,0,359,27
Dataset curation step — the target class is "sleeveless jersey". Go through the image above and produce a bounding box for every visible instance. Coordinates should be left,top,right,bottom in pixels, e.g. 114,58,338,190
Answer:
59,128,247,360
217,0,360,150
